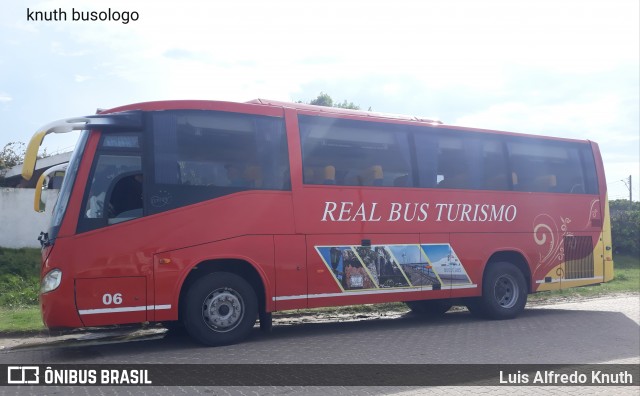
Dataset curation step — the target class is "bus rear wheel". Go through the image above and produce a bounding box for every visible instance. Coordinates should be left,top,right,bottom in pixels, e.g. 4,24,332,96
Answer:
184,272,258,346
473,261,527,320
405,299,453,315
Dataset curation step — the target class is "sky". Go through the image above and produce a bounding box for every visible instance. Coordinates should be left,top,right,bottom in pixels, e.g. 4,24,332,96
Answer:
1,0,638,200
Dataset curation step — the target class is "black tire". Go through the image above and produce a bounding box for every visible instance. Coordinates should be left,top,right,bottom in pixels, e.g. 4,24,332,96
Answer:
477,261,527,320
183,272,258,346
405,299,453,315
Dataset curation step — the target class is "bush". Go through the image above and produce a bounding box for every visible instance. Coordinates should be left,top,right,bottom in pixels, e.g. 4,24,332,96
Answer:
609,200,640,256
0,248,40,307
0,247,40,277
0,274,39,307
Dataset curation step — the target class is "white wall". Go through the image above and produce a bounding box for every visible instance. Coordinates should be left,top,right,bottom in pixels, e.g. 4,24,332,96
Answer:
0,188,57,248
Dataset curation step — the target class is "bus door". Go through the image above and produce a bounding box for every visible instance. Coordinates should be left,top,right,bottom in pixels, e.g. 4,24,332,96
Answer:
73,131,151,326
274,235,308,311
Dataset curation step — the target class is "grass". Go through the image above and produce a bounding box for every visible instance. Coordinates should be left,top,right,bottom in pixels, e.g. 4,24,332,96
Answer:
0,248,44,334
0,306,44,333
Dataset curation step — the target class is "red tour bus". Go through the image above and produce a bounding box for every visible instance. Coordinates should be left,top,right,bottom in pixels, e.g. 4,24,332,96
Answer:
22,99,614,345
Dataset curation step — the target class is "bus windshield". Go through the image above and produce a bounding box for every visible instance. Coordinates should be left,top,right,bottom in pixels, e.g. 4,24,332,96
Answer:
46,130,89,245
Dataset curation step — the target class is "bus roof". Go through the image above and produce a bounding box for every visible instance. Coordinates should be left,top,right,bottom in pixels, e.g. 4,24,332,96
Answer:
246,98,443,125
100,99,594,145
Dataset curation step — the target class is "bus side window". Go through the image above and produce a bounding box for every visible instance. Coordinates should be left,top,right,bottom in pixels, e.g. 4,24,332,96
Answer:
532,174,557,192
481,140,509,191
225,164,249,187
244,166,263,188
437,156,469,189
394,174,409,187
370,165,384,186
569,178,585,194
323,165,336,185
435,134,476,189
80,154,142,232
506,138,596,195
149,111,289,214
298,115,413,188
484,173,509,190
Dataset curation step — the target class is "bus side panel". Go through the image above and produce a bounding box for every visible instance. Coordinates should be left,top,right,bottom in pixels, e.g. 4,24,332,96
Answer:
274,234,308,311
448,231,602,294
66,191,293,323
446,233,506,298
153,235,275,322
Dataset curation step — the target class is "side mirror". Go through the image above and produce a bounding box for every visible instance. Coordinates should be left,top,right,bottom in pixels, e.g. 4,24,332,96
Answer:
33,164,68,212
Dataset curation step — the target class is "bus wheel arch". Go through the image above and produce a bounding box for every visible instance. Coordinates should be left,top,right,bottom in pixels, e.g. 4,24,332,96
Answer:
177,259,266,345
467,251,530,319
485,251,531,294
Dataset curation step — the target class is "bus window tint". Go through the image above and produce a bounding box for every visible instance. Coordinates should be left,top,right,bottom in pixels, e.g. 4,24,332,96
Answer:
414,130,508,191
481,140,509,190
298,115,413,187
435,136,472,189
507,139,592,194
150,111,289,213
580,146,599,194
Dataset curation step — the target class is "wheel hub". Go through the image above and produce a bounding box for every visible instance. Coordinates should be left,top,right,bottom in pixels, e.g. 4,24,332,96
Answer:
493,274,519,309
202,289,244,332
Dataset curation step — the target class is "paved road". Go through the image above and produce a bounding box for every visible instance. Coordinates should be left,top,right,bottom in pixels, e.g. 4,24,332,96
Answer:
1,294,638,395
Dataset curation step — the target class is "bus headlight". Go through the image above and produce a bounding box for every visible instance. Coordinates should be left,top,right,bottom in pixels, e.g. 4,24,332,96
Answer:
41,269,62,293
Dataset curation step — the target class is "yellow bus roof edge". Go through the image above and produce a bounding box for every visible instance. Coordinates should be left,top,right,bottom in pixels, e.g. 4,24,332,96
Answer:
21,130,46,181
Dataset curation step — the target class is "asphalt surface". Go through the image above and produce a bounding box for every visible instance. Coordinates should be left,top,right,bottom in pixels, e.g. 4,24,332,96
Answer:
1,294,638,395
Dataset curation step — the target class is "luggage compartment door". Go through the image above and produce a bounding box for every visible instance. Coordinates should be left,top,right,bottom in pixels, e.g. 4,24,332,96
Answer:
75,277,147,326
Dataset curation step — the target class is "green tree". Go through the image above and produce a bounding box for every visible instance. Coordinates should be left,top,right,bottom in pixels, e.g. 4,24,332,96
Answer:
0,142,26,184
0,142,25,171
609,199,640,256
309,92,334,107
0,141,51,186
303,92,363,110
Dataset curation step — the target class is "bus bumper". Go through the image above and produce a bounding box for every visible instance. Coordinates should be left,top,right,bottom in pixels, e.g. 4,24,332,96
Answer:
40,281,83,330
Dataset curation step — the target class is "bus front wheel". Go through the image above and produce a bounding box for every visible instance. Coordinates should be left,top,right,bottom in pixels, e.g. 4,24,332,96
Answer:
184,272,258,346
470,261,527,320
